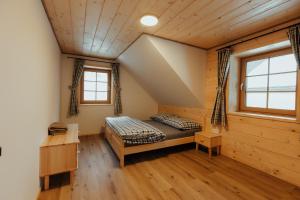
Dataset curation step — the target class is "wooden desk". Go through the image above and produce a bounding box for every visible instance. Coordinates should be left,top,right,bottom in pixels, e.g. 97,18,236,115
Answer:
195,132,221,158
40,128,79,190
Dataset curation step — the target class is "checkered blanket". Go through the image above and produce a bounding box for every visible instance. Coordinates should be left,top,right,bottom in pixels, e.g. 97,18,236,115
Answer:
150,113,173,122
151,114,200,130
105,116,166,145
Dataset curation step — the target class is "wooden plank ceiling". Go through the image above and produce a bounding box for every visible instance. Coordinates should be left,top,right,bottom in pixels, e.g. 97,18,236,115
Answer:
43,0,300,59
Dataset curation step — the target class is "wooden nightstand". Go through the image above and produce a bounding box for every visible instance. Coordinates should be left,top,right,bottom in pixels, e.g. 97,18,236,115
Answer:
195,132,222,158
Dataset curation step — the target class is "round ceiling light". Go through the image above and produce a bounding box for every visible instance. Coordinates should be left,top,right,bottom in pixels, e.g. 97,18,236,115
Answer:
140,15,158,26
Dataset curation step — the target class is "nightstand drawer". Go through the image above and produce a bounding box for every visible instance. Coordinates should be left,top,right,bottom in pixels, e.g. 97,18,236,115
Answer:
195,134,210,147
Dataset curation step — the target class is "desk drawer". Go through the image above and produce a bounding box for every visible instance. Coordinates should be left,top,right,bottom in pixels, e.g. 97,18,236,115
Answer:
40,143,77,176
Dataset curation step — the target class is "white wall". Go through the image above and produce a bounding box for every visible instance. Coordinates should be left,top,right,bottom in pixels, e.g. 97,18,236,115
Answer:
118,35,207,108
149,36,207,105
60,55,158,135
0,1,61,200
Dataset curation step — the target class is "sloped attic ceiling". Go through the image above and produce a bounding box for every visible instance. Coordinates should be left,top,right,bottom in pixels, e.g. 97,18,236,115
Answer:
118,35,207,108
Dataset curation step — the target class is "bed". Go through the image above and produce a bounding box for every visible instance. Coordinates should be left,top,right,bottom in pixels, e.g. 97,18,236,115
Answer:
104,105,205,167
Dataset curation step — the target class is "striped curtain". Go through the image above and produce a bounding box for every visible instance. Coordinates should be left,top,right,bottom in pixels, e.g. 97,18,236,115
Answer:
211,48,231,127
68,59,84,116
287,24,300,68
112,63,122,115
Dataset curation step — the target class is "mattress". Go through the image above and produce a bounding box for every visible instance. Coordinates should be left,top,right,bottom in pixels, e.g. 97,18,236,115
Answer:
124,120,200,147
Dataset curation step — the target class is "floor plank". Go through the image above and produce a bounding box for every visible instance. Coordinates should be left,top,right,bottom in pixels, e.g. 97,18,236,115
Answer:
39,135,300,200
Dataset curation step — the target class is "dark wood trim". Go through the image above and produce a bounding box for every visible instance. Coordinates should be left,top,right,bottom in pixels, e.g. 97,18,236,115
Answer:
65,53,118,64
68,56,118,64
239,48,297,116
80,68,112,105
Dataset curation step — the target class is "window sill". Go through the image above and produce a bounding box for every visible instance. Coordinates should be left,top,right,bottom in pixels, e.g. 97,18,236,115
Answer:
228,111,296,123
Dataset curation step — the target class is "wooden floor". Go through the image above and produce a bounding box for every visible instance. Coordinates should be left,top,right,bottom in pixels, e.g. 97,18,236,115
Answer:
39,135,300,200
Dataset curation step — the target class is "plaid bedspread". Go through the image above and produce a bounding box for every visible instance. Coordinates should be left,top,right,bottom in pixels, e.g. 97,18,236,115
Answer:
151,114,200,130
105,116,166,145
163,116,200,130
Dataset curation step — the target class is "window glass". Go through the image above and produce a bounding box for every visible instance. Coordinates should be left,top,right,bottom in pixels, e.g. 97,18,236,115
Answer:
97,72,108,82
270,54,297,74
269,73,296,92
84,81,96,91
84,71,96,81
246,76,268,92
84,91,95,100
246,92,267,108
246,59,268,76
268,92,295,110
96,92,108,100
96,82,108,91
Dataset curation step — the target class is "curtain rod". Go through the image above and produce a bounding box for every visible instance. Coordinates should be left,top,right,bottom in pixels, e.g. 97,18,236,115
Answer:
216,23,299,51
67,56,118,64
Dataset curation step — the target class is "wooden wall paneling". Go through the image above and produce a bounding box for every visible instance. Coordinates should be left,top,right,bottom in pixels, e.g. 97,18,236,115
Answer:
224,124,300,160
205,29,300,186
147,0,195,35
187,0,300,47
221,137,300,187
43,0,68,51
146,0,177,17
221,0,300,42
227,117,299,144
177,0,271,42
104,0,156,58
226,136,300,175
228,114,300,133
107,0,177,57
51,0,74,53
231,31,289,54
164,0,250,40
89,0,122,56
155,0,215,37
109,0,212,57
82,0,105,55
228,0,291,30
43,0,300,58
96,0,139,56
69,0,87,54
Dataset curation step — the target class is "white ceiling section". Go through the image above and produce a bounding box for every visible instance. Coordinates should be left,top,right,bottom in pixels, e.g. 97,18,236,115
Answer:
118,35,207,108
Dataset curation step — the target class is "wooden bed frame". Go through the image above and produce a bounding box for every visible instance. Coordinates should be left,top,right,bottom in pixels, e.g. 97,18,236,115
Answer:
104,105,206,167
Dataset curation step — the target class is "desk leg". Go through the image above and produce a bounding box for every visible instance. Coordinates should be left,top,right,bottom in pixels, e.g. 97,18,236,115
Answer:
208,148,212,159
195,143,199,151
44,176,49,190
219,146,222,155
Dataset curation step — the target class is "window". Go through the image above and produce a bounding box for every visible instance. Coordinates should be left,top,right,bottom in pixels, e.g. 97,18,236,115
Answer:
240,49,297,116
80,67,111,104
